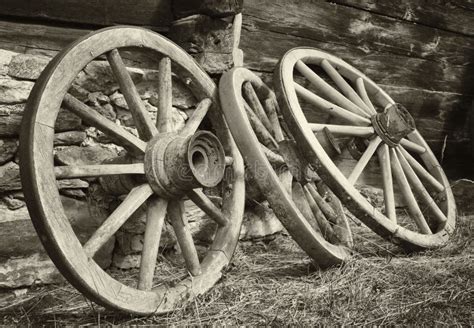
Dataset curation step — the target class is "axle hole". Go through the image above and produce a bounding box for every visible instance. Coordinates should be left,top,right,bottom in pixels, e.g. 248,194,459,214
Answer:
191,150,208,177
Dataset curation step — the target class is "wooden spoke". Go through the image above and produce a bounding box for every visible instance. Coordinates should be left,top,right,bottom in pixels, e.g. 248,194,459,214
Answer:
348,136,382,184
355,77,377,114
291,182,321,234
377,144,396,222
225,156,234,166
306,183,338,225
398,147,444,192
261,143,285,166
83,184,154,257
309,123,374,138
396,148,447,224
180,98,212,136
138,196,168,291
55,163,144,179
320,59,372,116
263,98,285,142
295,60,370,118
244,101,279,149
157,57,173,133
107,49,158,141
400,138,426,154
390,149,432,234
187,189,228,226
278,169,293,195
63,94,147,154
294,83,371,126
168,200,202,276
242,82,274,135
303,185,338,243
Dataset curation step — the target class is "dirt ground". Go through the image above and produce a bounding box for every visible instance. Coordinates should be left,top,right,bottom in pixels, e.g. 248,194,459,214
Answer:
0,207,472,326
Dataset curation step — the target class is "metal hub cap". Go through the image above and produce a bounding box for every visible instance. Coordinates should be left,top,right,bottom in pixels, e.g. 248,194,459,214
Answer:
372,103,416,147
144,130,226,198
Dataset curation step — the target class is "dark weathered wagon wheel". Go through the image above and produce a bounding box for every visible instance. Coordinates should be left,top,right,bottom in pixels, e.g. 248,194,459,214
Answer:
220,67,353,267
19,27,244,314
274,48,456,250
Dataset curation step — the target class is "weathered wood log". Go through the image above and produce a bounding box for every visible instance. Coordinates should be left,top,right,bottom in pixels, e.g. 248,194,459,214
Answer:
331,0,474,37
241,28,473,94
242,0,474,67
0,0,172,29
173,0,243,19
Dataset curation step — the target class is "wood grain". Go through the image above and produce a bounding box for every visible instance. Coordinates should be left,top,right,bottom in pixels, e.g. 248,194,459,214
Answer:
0,0,172,29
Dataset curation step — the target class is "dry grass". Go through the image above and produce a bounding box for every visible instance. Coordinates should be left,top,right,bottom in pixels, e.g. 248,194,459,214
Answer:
0,214,472,326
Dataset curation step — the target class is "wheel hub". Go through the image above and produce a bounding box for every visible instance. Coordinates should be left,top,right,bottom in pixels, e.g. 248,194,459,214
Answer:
144,131,226,199
372,103,416,147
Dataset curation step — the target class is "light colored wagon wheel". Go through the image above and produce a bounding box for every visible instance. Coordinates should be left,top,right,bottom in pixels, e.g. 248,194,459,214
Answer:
19,27,244,314
220,67,353,268
274,47,456,250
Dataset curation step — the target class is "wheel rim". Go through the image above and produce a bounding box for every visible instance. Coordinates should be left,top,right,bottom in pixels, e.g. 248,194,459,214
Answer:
274,47,456,250
19,26,244,314
219,67,353,268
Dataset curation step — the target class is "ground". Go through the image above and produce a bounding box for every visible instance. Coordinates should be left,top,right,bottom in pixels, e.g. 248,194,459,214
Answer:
0,209,471,326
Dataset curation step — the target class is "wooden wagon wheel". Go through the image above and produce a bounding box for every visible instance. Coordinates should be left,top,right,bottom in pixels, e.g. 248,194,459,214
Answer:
19,27,244,314
220,67,353,268
274,47,456,250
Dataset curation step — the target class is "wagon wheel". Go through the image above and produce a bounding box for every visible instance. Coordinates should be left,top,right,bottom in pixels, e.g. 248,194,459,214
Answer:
220,67,353,267
19,27,244,314
274,47,456,250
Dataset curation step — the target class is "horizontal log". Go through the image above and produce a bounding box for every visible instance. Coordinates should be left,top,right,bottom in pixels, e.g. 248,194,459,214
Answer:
240,28,473,95
0,0,172,29
331,0,474,37
173,0,243,19
242,0,474,66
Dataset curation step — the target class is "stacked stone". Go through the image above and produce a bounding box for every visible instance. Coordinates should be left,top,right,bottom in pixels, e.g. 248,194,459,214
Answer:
0,49,203,286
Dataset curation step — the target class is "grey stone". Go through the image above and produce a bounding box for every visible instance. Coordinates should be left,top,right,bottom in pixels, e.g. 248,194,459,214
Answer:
54,145,118,166
0,194,114,287
110,91,128,110
0,161,21,192
0,50,16,76
0,78,34,104
54,131,87,146
0,253,63,288
59,189,87,198
55,109,83,132
1,194,25,210
0,139,18,165
57,179,89,189
240,202,283,240
75,61,144,93
0,104,24,137
112,253,141,270
68,84,89,102
87,92,110,105
0,204,42,258
95,103,117,121
148,76,196,109
8,54,50,80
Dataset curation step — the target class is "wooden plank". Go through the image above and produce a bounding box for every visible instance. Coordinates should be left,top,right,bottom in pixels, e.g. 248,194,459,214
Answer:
331,0,474,37
172,0,243,18
242,0,474,66
0,0,172,29
0,20,89,55
240,28,473,94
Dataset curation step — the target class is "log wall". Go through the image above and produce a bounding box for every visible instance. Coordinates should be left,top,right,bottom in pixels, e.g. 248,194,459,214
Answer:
240,0,474,178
